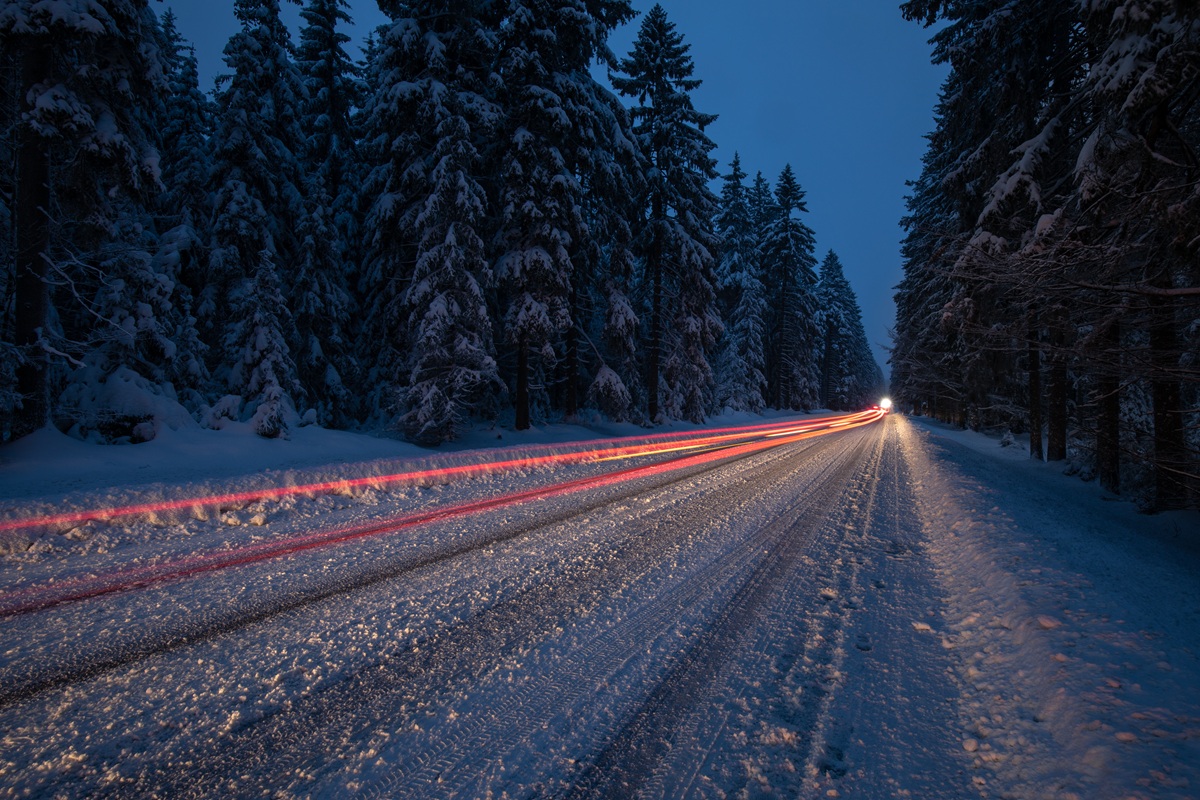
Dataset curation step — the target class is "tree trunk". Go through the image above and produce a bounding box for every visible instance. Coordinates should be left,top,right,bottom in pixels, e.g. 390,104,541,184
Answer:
12,43,53,440
777,267,791,409
563,288,578,420
1097,321,1120,494
820,320,833,408
1028,326,1043,461
1046,320,1068,461
646,212,664,422
515,336,530,431
1148,291,1185,510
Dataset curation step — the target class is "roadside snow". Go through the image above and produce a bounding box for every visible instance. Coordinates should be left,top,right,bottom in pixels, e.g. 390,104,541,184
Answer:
905,416,1200,800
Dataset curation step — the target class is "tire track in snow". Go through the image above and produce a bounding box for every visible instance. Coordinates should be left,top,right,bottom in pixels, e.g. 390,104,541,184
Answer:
652,426,890,799
0,441,786,708
559,429,881,799
118,433,859,798
370,431,879,800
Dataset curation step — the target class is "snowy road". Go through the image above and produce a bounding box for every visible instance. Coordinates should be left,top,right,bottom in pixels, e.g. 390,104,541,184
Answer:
1,414,1197,798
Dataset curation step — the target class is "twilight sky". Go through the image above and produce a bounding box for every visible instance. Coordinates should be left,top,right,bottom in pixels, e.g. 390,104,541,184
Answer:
160,0,947,381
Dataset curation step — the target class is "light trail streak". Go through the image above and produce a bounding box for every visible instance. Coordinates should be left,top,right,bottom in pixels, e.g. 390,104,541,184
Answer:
0,413,880,535
0,410,885,617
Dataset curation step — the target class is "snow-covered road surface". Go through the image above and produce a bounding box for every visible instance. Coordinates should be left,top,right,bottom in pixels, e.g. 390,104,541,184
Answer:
1,414,1196,799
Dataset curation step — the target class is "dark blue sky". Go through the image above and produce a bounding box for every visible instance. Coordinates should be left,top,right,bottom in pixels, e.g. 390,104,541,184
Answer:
161,0,946,381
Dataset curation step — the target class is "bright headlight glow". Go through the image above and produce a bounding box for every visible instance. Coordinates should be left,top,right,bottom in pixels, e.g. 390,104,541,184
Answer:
880,397,893,410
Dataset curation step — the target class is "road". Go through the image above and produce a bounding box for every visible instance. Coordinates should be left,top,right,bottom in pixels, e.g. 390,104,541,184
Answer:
0,415,976,798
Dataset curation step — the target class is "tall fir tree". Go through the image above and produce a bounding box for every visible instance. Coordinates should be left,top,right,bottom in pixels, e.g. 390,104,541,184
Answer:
494,0,635,429
206,0,309,436
359,0,502,442
760,163,819,410
713,153,766,412
0,42,16,424
155,10,212,411
896,0,1200,508
816,250,879,410
297,0,362,232
295,0,362,426
0,0,196,441
613,3,721,423
222,248,302,438
580,73,646,423
748,170,777,235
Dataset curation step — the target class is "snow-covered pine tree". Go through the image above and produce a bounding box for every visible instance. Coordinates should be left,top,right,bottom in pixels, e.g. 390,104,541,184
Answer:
612,3,721,423
494,1,584,430
713,153,766,412
158,11,212,233
760,164,819,410
297,0,363,241
747,168,778,408
0,0,197,441
579,72,645,423
494,0,635,429
295,0,362,427
292,187,356,427
223,248,303,438
892,78,972,426
1069,0,1200,507
359,0,501,442
155,10,212,411
402,114,499,444
898,0,1083,441
897,0,1200,507
817,250,879,410
206,0,309,437
0,34,22,426
748,170,776,235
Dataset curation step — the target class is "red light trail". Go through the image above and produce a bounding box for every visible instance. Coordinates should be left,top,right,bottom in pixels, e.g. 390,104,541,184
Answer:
0,410,885,617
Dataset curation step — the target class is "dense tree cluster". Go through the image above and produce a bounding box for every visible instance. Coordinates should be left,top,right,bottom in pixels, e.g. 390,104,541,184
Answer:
893,0,1200,509
0,0,881,446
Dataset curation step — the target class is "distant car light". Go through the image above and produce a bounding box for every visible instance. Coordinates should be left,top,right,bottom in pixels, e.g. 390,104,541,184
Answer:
879,397,893,411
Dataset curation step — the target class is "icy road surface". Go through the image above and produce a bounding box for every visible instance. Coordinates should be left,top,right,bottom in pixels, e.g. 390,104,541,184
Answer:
1,414,1197,798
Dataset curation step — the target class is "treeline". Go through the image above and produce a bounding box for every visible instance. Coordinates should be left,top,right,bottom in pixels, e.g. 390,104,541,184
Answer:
0,0,882,446
892,0,1199,510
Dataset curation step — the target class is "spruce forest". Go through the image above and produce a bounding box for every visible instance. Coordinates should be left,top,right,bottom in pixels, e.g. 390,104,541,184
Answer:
892,0,1200,511
0,0,883,449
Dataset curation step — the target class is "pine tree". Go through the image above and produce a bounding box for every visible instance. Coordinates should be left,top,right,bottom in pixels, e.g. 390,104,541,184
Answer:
1069,0,1200,506
494,0,635,429
297,0,362,227
748,170,777,234
295,0,362,426
898,0,1083,438
760,164,819,410
896,0,1200,508
581,75,645,423
158,11,212,231
359,0,502,442
613,3,721,423
713,153,766,412
155,10,212,411
0,0,189,441
817,250,879,409
206,0,309,436
292,189,356,426
892,79,972,426
223,249,302,438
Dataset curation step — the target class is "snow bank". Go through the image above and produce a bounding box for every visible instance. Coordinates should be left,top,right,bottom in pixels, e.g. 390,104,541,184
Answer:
901,416,1200,800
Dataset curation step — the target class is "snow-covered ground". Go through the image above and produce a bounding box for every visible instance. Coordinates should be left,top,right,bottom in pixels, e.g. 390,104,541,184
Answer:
0,413,1196,798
